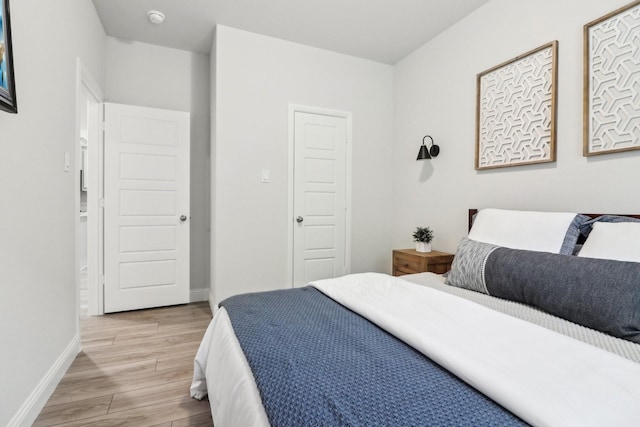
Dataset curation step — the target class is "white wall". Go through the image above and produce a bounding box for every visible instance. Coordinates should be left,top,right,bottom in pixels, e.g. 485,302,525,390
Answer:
209,29,218,306
392,0,638,253
0,1,106,425
105,38,211,293
211,26,394,303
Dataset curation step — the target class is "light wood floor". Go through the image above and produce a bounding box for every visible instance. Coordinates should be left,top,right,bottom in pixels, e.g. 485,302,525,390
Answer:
34,302,214,426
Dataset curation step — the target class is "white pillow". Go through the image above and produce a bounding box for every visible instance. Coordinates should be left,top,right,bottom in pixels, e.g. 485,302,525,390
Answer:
578,222,640,262
468,208,578,254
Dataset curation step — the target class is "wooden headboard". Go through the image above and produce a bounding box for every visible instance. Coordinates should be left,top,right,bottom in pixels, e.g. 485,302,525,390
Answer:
468,209,640,231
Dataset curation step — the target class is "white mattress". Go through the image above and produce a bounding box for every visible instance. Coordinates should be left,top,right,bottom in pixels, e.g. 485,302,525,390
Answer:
191,273,640,426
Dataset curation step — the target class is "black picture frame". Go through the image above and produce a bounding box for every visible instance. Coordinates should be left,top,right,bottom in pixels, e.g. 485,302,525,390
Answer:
0,0,17,114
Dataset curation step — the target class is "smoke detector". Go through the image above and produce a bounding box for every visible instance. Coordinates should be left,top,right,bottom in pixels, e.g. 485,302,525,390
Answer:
147,10,166,25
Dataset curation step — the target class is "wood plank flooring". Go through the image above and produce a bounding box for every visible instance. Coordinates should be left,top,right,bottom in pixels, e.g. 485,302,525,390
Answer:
34,302,214,426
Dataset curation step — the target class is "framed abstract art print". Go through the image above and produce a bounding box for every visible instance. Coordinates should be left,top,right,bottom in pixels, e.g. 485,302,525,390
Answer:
584,1,640,156
0,0,17,114
476,41,558,170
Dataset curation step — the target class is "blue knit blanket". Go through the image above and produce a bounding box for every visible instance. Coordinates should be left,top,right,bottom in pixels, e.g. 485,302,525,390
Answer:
220,287,526,426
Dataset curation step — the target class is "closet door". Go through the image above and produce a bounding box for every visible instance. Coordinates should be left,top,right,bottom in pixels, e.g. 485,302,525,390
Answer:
292,111,348,287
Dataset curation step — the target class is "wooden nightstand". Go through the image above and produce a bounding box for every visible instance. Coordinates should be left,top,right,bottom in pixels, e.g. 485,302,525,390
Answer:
392,249,455,276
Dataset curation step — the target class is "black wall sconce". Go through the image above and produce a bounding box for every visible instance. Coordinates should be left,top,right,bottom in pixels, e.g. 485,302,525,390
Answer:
416,135,440,160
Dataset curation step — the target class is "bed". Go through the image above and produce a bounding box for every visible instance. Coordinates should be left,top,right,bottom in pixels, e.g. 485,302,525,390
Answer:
191,208,640,427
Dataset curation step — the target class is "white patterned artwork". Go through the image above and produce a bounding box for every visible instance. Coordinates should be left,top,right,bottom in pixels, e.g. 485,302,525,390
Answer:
584,1,640,156
476,42,558,170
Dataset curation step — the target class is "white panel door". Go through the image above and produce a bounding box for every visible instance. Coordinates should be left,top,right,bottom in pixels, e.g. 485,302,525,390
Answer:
104,103,190,313
293,112,347,287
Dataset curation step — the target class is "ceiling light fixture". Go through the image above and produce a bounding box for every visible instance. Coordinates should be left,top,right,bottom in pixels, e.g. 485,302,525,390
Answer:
147,10,166,25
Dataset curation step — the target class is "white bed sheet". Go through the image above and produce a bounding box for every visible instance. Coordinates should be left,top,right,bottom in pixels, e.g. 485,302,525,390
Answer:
191,273,640,427
191,307,270,427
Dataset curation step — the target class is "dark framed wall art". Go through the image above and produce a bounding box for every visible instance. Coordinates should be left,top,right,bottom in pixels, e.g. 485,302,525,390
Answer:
0,0,17,114
475,41,558,170
584,1,640,156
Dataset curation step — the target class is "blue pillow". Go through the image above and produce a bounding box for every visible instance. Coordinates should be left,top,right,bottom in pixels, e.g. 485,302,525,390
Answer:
561,214,590,255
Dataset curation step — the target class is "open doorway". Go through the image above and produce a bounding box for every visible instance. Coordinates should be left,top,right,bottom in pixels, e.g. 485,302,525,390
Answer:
78,91,89,315
75,59,104,318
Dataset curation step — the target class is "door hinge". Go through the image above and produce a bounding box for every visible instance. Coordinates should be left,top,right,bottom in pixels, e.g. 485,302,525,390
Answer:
99,198,105,208
99,121,106,131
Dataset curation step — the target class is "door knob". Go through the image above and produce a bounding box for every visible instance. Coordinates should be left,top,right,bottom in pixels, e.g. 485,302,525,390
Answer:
180,215,187,222
296,216,304,223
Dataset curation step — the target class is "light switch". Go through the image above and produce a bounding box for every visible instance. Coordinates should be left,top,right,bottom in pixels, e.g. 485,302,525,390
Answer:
64,152,71,172
261,169,270,183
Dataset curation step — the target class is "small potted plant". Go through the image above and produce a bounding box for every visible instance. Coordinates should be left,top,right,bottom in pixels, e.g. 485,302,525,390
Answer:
412,226,434,253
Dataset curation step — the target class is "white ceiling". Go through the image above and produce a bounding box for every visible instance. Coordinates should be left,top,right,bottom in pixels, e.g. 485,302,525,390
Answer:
92,0,490,64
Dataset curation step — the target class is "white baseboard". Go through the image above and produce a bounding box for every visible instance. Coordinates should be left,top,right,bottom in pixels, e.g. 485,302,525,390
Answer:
8,334,80,427
190,287,209,303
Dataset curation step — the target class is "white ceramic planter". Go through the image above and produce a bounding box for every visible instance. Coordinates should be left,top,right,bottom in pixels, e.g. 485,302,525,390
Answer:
415,242,432,253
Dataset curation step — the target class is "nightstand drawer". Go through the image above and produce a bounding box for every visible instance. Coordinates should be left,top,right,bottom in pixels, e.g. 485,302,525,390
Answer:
392,249,455,277
393,253,422,274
